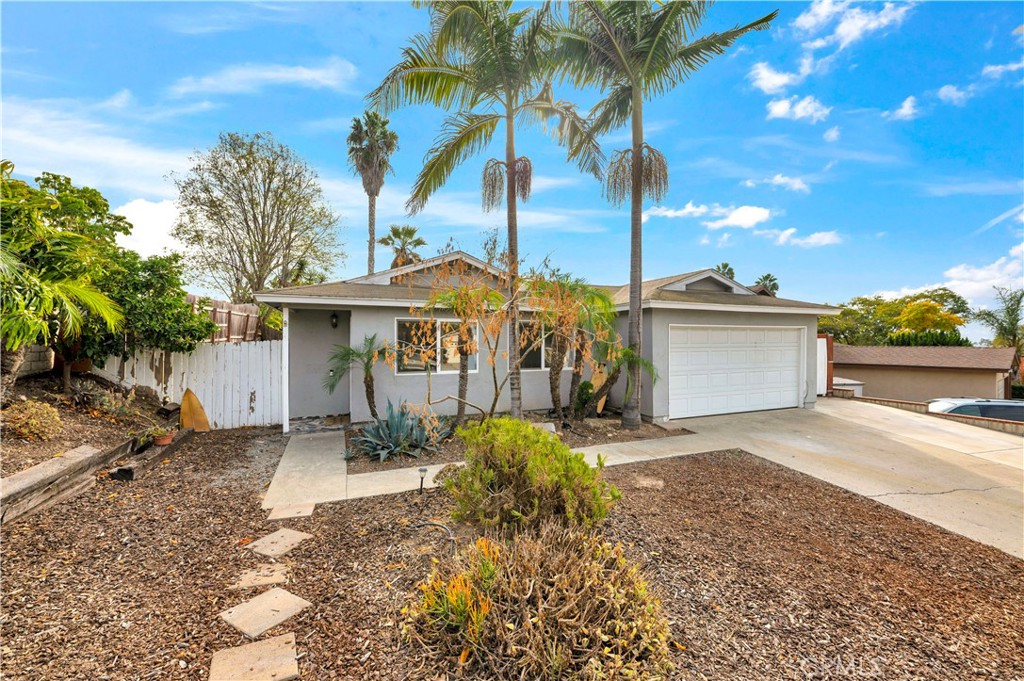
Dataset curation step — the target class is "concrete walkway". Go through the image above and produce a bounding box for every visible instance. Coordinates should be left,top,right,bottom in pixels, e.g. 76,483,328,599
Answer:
263,400,1023,557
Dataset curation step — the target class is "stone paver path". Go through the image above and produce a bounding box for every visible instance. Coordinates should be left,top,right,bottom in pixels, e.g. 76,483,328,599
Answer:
229,563,291,591
248,528,313,559
219,587,312,639
267,503,316,521
209,633,299,681
261,432,347,509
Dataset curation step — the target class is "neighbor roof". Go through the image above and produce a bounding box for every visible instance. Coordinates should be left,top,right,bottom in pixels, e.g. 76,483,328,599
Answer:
833,345,1018,371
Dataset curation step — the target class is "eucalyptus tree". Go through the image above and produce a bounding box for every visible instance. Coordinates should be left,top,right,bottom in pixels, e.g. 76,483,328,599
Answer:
347,112,400,274
556,1,776,427
370,0,603,418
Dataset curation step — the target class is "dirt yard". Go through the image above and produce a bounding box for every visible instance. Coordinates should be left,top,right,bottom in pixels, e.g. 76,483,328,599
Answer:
1,374,165,478
1,429,1021,680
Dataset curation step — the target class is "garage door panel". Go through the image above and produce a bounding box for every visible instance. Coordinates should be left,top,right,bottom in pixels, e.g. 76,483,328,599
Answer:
669,325,803,419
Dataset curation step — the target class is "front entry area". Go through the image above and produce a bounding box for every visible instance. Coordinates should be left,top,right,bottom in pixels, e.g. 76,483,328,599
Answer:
667,324,804,419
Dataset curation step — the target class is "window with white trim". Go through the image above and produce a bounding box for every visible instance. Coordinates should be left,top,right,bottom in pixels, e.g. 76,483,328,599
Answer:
517,321,570,371
396,319,478,374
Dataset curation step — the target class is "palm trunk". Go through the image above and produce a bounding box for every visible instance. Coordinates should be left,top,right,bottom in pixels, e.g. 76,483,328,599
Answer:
505,110,522,419
0,342,26,407
62,357,73,396
548,340,566,421
568,329,585,419
622,93,644,430
364,373,379,420
367,193,377,275
456,343,469,426
586,362,621,417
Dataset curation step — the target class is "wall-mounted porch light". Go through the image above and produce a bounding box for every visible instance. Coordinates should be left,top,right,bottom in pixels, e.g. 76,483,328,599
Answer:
330,312,338,329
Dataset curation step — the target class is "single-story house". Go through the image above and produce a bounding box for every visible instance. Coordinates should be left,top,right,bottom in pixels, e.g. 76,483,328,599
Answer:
832,344,1019,402
255,252,838,431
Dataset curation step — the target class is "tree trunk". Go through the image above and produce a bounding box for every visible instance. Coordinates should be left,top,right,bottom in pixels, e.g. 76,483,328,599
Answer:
548,340,567,422
62,357,73,396
364,373,379,420
622,93,644,430
456,342,469,426
505,110,522,419
585,362,621,417
0,342,26,407
568,329,585,419
367,193,377,275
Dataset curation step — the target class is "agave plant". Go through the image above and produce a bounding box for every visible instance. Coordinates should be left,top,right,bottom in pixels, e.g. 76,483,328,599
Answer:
351,399,452,462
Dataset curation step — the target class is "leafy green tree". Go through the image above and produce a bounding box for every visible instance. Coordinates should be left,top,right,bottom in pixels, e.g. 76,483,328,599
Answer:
371,0,603,419
973,287,1024,358
556,1,776,427
378,224,427,269
348,112,399,275
714,262,736,280
172,132,340,304
0,163,123,402
754,272,779,294
819,287,972,345
323,334,388,420
884,330,971,347
894,300,963,333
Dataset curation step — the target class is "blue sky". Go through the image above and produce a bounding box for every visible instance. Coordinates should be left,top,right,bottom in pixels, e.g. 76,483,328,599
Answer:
3,1,1022,340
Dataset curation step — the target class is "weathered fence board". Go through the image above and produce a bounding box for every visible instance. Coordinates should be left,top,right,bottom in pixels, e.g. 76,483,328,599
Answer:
93,341,282,429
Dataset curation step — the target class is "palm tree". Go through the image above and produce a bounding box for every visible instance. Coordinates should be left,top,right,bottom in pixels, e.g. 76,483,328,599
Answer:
713,262,736,280
323,334,387,420
370,0,603,418
347,112,399,275
556,2,776,428
378,224,427,269
1,161,123,404
754,273,779,294
974,287,1024,362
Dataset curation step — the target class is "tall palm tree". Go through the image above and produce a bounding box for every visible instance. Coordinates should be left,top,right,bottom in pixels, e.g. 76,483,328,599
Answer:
378,224,427,269
556,1,776,428
754,272,779,294
323,334,387,420
347,112,399,275
370,0,603,418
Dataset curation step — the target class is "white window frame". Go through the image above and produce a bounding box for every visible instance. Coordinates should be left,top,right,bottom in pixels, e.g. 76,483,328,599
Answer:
394,318,480,376
515,321,572,372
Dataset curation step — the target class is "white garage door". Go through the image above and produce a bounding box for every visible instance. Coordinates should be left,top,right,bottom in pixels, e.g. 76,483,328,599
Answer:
668,325,804,419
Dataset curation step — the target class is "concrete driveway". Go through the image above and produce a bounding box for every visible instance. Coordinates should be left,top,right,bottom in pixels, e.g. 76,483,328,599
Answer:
578,398,1023,558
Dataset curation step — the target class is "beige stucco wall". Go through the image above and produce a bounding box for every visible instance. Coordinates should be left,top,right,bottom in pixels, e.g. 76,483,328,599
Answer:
833,365,1008,402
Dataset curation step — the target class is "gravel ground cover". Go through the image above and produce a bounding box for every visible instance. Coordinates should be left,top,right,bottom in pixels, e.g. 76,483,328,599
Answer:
2,430,1020,681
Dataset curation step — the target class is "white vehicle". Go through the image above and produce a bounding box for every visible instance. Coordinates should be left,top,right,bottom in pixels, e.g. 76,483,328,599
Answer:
927,398,1024,422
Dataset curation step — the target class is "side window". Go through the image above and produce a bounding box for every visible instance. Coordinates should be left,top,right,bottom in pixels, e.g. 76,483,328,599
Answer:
519,321,544,370
980,405,1024,421
439,323,478,372
396,320,436,373
950,405,982,417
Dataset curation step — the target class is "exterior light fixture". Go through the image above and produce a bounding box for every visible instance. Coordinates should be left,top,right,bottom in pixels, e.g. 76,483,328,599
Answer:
330,312,338,329
418,467,428,494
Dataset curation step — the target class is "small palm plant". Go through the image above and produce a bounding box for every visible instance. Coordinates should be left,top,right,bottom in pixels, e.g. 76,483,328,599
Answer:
323,333,387,420
378,224,427,269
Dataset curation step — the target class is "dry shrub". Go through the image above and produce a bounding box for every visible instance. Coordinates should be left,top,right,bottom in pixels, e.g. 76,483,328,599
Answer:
447,417,620,529
2,400,63,441
405,523,673,680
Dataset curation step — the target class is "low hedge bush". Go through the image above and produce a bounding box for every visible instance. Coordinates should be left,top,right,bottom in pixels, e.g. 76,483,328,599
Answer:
446,417,620,529
405,523,673,681
2,400,62,441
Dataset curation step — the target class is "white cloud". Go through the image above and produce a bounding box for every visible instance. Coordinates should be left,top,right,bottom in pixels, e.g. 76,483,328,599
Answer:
802,1,913,52
756,228,843,247
923,179,1023,197
643,201,712,222
531,176,581,192
823,125,841,142
716,233,732,248
766,95,832,123
982,58,1024,78
879,244,1024,303
744,174,811,193
748,57,815,95
704,206,772,230
883,96,919,121
974,203,1024,236
937,84,972,106
792,0,851,34
168,56,357,97
114,199,186,257
699,234,711,246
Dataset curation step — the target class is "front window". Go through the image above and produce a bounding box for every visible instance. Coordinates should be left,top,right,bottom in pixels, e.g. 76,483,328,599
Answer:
518,321,568,371
396,319,478,374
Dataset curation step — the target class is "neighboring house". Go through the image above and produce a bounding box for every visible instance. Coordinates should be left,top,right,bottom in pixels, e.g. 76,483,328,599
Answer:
833,345,1019,402
255,252,838,431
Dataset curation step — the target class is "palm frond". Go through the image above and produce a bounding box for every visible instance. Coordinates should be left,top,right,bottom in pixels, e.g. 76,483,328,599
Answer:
519,90,606,179
368,34,479,113
481,159,505,212
324,334,384,393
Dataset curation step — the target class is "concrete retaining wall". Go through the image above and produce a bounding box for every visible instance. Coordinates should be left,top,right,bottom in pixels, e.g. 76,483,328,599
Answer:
835,393,1024,436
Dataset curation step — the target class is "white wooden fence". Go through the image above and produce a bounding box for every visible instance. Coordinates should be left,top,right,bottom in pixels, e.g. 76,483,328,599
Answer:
93,341,282,430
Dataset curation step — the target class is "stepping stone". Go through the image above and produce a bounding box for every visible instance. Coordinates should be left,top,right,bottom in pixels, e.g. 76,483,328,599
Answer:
248,528,313,558
266,503,315,521
219,587,311,639
209,632,299,681
228,564,291,591
534,422,557,433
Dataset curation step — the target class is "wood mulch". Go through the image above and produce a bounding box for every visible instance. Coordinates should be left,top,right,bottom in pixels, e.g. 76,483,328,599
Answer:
1,374,165,478
345,410,688,475
1,430,1021,680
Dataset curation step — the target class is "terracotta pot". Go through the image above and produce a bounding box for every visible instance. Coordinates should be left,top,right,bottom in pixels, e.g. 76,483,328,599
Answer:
153,433,175,446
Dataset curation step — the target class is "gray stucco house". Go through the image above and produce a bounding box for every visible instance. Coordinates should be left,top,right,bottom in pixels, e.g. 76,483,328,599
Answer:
256,252,838,432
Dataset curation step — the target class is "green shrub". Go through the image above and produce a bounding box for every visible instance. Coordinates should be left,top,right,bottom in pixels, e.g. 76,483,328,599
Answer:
351,399,451,462
447,417,620,529
573,380,593,418
2,400,63,441
405,523,673,681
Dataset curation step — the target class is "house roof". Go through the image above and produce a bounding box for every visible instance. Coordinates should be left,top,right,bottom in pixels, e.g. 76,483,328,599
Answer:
344,250,500,285
833,345,1018,371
